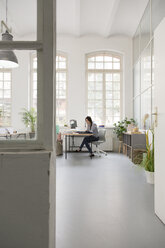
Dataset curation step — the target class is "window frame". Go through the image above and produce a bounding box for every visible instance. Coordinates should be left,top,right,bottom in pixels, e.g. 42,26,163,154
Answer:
30,52,37,110
0,68,12,127
86,51,123,126
56,51,68,126
0,0,55,151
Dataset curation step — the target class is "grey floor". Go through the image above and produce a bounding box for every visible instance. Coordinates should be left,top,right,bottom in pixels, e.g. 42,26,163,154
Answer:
56,153,165,248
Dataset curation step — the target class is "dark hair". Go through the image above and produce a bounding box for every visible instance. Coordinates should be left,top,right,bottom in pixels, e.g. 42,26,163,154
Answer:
85,116,93,128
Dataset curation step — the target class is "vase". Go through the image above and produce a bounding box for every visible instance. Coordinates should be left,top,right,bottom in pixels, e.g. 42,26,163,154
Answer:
118,134,123,141
145,171,154,184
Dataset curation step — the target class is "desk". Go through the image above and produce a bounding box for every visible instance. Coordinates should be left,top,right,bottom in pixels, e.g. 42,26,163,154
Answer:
0,132,27,140
63,133,93,159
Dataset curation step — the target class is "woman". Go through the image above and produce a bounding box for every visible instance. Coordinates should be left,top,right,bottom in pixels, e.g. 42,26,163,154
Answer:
76,116,99,157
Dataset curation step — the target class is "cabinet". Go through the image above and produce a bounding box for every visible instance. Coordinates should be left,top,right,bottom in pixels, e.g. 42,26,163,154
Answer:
123,133,146,162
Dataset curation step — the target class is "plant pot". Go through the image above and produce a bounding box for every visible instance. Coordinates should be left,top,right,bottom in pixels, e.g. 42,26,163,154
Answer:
118,135,123,141
29,132,35,139
145,171,154,184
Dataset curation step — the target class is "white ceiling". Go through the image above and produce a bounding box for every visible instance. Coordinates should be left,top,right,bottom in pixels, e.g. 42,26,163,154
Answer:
0,0,148,38
57,0,149,37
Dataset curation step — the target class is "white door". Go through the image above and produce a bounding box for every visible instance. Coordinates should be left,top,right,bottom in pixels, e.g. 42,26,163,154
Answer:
154,18,165,224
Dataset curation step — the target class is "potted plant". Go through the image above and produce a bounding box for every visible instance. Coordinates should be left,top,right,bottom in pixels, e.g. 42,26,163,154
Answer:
21,108,37,139
113,117,136,141
141,129,154,184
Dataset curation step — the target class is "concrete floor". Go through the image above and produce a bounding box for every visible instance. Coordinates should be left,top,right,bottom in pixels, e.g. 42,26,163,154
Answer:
56,153,165,248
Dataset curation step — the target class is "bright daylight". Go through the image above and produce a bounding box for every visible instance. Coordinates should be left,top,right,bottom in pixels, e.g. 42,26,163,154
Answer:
0,0,165,248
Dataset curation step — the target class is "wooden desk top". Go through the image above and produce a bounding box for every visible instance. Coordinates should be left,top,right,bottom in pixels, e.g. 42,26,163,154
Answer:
63,132,93,137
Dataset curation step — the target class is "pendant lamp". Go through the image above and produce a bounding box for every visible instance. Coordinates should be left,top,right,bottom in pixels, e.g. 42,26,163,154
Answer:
0,0,19,69
0,30,19,68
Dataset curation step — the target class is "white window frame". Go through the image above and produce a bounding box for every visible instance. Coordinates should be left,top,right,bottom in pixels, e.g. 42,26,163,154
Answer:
0,68,12,127
30,53,37,110
0,0,55,151
56,51,68,126
86,51,123,126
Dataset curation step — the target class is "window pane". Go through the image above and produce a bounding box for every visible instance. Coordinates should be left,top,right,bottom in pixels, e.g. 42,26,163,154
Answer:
134,61,140,97
88,63,95,69
106,100,113,108
3,89,10,98
106,82,113,90
88,73,95,81
88,82,95,90
96,56,103,62
56,55,67,125
0,81,3,89
4,73,11,81
95,92,102,99
113,92,120,99
134,96,141,128
0,73,3,80
106,74,113,81
104,62,112,69
113,82,120,91
141,89,151,129
0,90,3,98
88,91,95,99
133,27,140,63
113,63,120,70
106,91,112,99
87,53,122,126
96,63,103,69
33,72,37,81
141,45,151,92
113,73,120,81
96,82,102,90
104,56,112,62
96,74,103,81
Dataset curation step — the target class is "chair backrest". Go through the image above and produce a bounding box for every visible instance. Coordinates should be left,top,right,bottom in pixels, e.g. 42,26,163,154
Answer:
70,119,77,129
98,128,106,142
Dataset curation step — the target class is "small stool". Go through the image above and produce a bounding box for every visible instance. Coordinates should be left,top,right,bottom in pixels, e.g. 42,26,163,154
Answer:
119,141,123,153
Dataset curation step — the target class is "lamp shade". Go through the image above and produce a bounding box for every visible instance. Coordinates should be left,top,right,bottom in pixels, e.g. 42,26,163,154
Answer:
0,31,19,69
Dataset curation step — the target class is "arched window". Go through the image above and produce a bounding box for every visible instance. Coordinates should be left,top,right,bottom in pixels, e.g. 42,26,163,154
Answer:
31,52,68,126
31,53,37,110
0,69,12,126
56,53,67,125
86,52,122,126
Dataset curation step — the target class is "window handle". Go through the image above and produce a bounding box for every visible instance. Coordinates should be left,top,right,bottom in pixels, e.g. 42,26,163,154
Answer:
152,107,158,127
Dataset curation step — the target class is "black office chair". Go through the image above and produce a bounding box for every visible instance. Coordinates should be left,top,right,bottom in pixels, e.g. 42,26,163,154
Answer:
70,119,77,129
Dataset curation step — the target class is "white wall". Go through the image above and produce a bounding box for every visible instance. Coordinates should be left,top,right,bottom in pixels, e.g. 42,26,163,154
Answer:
57,34,133,127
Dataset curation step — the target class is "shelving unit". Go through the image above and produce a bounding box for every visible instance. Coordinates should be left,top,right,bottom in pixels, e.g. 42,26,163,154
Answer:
123,133,146,162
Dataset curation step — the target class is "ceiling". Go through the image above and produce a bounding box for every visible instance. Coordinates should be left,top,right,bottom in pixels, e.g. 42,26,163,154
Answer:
57,0,149,37
0,0,148,38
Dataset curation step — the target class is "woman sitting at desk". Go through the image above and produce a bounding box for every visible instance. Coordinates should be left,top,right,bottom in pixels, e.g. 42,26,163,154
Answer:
76,116,99,157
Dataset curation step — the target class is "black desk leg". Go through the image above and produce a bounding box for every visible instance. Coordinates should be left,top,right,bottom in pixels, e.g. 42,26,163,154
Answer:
69,136,71,152
65,135,67,159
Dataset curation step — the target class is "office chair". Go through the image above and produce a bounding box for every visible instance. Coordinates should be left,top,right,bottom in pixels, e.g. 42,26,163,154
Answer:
70,119,77,129
92,128,107,157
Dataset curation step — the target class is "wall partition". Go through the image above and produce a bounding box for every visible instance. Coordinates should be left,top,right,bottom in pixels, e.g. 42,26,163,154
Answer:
133,0,165,129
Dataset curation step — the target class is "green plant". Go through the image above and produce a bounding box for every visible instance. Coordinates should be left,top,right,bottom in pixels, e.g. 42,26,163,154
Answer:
21,108,37,133
141,129,154,172
113,117,136,138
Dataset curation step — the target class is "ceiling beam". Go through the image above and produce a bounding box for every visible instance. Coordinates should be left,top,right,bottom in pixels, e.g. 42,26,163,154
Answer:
104,0,121,38
74,0,81,37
